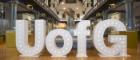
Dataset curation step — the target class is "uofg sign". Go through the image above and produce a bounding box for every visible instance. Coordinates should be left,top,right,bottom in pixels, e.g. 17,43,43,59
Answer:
15,19,128,57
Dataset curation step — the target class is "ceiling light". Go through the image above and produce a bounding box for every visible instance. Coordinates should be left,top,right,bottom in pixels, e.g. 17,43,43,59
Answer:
63,7,66,10
110,4,115,6
61,2,65,5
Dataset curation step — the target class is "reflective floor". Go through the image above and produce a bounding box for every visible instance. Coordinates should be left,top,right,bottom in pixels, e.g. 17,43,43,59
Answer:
0,35,140,60
0,44,140,60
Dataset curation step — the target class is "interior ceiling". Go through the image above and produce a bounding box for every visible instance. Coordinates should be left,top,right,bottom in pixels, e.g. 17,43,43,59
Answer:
65,0,77,3
56,1,83,14
115,2,140,17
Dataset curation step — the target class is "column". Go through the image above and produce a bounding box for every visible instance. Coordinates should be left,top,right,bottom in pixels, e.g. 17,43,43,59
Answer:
125,0,134,31
5,0,17,30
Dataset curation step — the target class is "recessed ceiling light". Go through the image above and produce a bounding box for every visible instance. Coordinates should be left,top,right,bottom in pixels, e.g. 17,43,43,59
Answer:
110,4,115,6
61,2,65,5
63,7,66,10
76,8,79,9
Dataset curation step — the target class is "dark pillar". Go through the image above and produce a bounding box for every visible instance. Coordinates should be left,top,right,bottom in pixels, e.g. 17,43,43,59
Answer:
125,0,134,31
5,1,17,30
11,1,17,30
102,10,108,20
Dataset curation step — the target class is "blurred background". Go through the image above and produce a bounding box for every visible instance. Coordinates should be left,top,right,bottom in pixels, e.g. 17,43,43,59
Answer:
0,0,139,54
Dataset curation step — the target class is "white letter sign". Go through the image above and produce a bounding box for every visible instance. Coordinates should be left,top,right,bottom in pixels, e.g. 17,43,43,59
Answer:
45,29,73,57
74,20,90,57
93,19,127,57
16,19,128,57
16,20,46,57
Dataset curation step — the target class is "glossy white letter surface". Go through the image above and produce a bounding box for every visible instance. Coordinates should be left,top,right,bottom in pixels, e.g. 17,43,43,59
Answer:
93,19,127,57
46,29,73,57
16,20,46,57
74,20,90,57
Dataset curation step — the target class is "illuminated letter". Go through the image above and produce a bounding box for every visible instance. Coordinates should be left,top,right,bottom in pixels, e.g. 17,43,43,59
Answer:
74,20,90,57
93,19,127,57
16,20,46,57
46,29,73,57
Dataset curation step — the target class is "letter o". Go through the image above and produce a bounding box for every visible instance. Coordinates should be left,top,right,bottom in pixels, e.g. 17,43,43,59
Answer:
45,29,73,57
